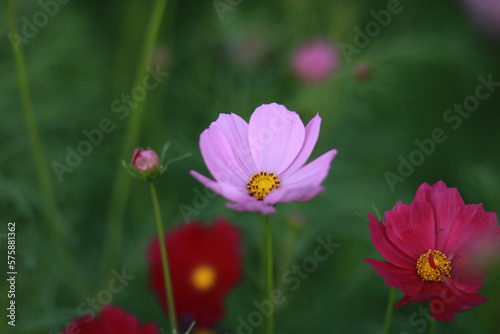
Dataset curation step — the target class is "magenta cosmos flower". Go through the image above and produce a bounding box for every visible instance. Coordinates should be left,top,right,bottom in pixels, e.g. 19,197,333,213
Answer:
365,181,500,321
291,38,341,84
190,103,337,215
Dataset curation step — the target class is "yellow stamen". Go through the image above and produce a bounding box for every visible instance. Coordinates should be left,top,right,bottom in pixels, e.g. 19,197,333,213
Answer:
246,171,281,200
191,265,216,292
416,249,451,282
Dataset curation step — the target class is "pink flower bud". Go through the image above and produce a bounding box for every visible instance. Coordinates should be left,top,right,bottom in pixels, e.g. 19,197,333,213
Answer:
291,38,341,84
132,148,160,175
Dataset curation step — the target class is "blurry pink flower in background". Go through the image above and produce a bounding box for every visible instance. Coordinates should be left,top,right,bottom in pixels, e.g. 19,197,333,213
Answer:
132,148,160,175
462,0,500,36
190,103,337,215
291,38,341,84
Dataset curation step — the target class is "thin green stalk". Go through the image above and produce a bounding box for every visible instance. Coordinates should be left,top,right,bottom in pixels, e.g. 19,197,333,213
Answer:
265,215,274,334
428,317,435,334
101,0,169,279
149,182,178,334
383,287,396,334
5,0,64,250
5,0,86,296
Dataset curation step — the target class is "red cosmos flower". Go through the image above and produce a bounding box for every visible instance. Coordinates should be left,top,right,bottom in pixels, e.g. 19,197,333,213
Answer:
63,305,159,334
365,181,500,321
148,220,242,331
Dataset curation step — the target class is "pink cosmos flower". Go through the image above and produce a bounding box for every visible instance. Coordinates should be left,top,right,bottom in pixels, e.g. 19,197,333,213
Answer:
132,148,160,174
365,181,500,321
190,103,337,215
291,38,341,84
63,305,159,334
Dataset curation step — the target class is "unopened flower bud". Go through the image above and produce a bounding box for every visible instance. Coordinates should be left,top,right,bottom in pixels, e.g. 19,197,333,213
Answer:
132,148,160,175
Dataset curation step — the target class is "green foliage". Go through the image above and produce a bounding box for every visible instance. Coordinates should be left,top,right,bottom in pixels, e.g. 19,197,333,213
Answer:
1,0,500,333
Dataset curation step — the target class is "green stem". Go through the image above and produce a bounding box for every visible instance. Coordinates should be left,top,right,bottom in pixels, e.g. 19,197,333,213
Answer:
5,0,86,296
383,287,396,334
428,317,436,334
101,0,169,279
149,182,178,334
265,215,274,334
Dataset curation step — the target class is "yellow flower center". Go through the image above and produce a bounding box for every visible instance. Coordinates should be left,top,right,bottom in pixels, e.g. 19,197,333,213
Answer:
416,249,451,282
246,171,281,200
191,265,216,292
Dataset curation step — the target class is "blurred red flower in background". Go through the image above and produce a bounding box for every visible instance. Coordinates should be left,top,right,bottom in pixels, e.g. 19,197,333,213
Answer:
365,181,500,321
63,305,159,334
148,220,242,332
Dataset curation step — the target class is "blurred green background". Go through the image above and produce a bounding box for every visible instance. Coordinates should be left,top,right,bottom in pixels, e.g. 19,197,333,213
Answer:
1,0,500,333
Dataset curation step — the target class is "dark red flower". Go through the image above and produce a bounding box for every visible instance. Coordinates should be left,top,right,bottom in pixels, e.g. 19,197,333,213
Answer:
365,181,500,321
147,219,242,331
63,305,159,334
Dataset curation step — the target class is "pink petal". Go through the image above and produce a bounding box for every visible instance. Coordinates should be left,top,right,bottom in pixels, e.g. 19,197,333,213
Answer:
416,181,465,250
279,113,322,178
264,185,325,204
385,200,436,260
248,103,305,174
190,170,249,203
226,200,277,215
212,113,257,176
280,149,337,188
199,125,248,187
367,213,415,269
364,258,423,296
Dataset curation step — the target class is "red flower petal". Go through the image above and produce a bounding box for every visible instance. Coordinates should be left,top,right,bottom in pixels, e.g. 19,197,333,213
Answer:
430,289,487,322
367,213,414,269
444,205,498,261
385,200,436,259
100,306,141,334
415,181,465,250
364,258,422,296
63,305,159,334
393,282,442,307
